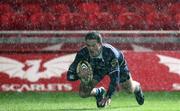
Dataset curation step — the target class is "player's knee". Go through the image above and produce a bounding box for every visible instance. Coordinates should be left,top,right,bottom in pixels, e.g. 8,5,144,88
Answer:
121,81,134,93
79,91,90,98
123,86,134,93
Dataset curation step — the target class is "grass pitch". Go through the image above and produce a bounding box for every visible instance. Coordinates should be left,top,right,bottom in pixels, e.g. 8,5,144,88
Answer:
0,91,179,111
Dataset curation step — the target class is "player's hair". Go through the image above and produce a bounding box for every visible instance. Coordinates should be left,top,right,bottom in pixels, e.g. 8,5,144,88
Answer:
85,32,102,43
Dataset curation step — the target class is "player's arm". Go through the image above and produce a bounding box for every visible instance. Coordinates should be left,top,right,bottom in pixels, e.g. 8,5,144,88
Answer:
106,50,127,97
106,48,121,98
67,52,84,81
99,61,120,107
106,70,120,98
100,49,125,107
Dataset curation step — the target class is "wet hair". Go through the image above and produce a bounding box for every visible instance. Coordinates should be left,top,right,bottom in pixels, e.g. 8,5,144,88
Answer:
85,32,102,43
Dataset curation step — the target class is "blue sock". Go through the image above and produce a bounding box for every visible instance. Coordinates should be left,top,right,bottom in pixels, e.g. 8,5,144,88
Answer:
96,87,103,96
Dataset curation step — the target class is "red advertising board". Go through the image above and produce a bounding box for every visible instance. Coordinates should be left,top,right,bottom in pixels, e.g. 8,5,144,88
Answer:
0,51,179,92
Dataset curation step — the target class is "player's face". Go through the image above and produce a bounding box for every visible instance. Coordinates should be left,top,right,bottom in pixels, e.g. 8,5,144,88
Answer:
85,39,102,57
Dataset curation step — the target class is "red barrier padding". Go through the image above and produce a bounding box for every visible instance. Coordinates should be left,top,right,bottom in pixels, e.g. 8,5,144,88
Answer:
0,51,179,92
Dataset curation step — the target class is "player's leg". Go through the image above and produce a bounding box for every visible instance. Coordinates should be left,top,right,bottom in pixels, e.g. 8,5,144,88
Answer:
79,78,106,107
91,76,106,108
91,86,106,108
79,82,93,98
79,79,105,98
120,73,144,105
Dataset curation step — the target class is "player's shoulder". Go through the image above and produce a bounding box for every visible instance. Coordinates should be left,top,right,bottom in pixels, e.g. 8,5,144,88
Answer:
102,43,125,62
77,46,89,55
102,43,121,55
103,43,116,50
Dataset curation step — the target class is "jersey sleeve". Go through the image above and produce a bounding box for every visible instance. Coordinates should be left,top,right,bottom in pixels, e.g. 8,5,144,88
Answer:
67,51,84,81
105,71,119,98
106,50,127,98
108,48,120,74
106,48,121,98
106,60,120,98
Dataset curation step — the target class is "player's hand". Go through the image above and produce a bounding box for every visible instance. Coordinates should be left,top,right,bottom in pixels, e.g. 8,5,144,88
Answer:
99,97,111,107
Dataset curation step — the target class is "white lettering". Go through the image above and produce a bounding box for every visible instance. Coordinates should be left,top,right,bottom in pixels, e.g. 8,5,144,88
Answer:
1,84,10,91
17,84,31,92
63,84,72,91
47,84,58,91
31,84,46,91
0,84,73,92
172,83,180,90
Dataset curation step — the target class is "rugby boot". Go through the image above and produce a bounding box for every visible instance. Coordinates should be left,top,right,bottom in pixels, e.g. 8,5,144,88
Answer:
95,87,106,108
134,85,144,105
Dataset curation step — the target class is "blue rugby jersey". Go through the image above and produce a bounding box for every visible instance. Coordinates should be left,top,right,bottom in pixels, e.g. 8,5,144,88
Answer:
67,43,129,98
